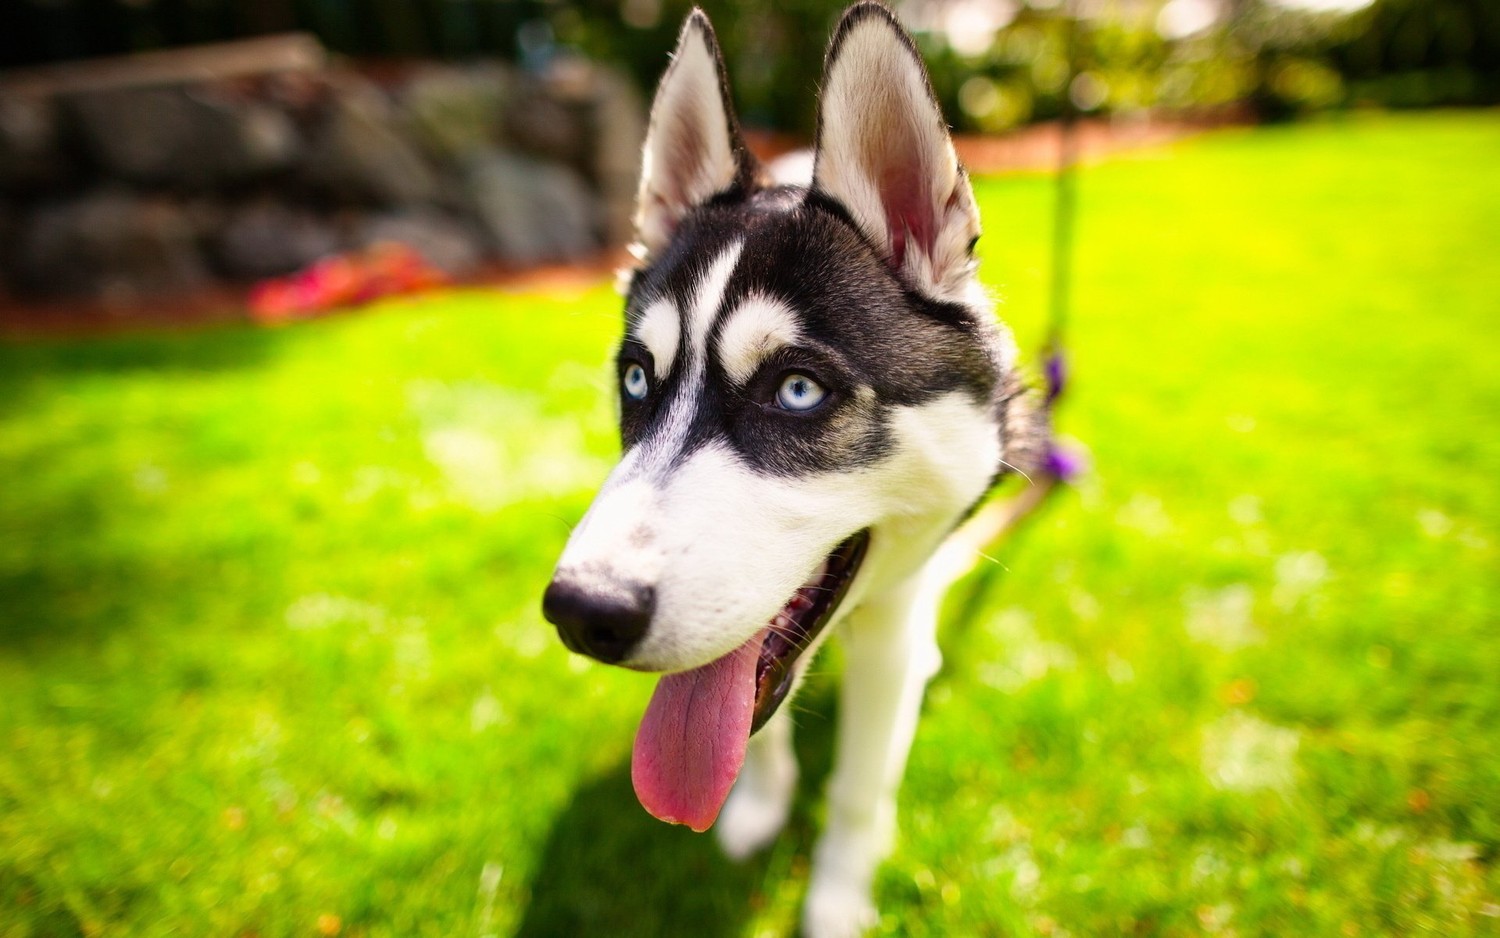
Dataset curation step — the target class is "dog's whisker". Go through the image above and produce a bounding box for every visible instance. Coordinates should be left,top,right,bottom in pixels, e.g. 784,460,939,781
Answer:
996,458,1035,486
975,549,1009,571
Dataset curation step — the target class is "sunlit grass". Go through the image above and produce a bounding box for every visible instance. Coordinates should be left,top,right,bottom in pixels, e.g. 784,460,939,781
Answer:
1,111,1497,937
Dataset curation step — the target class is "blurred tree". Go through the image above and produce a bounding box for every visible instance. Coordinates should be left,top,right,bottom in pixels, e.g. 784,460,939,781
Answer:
0,0,1494,128
1328,0,1500,105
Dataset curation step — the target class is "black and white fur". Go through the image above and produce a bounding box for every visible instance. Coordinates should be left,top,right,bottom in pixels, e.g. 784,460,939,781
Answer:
544,4,1045,934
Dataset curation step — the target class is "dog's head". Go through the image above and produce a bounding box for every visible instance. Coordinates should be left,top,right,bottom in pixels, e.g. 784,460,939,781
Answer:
543,2,1024,827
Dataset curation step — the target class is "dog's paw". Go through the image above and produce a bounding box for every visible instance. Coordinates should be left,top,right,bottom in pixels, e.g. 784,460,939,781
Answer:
801,881,878,938
715,777,792,860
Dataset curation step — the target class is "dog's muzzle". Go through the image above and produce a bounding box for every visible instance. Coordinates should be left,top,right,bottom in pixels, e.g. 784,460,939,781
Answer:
542,576,654,664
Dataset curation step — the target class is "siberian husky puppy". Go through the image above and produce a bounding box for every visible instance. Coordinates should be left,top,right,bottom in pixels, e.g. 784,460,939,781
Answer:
544,3,1046,933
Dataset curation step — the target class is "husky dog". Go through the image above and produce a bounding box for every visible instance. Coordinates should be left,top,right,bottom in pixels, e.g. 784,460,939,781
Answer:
543,3,1045,933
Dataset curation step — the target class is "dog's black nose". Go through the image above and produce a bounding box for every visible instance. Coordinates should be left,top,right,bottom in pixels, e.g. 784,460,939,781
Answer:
542,577,654,664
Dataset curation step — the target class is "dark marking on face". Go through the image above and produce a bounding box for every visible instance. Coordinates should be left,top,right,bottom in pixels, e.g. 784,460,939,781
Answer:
616,186,1007,478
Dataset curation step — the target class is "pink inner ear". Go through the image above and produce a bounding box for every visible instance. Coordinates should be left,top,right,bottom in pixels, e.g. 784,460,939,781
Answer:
880,162,934,272
664,110,708,213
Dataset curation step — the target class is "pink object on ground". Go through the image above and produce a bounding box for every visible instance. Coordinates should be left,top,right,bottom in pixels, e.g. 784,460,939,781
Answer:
247,242,447,323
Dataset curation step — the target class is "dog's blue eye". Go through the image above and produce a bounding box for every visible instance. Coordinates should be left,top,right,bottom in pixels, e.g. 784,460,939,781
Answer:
622,362,649,400
775,374,826,412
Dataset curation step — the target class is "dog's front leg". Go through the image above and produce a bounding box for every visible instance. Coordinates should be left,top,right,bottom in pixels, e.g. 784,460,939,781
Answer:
804,578,941,938
717,704,799,859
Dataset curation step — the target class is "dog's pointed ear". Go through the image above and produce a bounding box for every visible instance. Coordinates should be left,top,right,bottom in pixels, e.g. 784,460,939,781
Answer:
631,9,759,267
812,2,980,300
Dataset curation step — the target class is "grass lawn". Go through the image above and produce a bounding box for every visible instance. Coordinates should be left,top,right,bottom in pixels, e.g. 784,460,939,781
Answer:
1,110,1497,937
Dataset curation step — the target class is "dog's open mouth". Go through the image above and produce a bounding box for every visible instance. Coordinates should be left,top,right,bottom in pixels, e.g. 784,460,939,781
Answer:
631,530,871,832
752,529,870,733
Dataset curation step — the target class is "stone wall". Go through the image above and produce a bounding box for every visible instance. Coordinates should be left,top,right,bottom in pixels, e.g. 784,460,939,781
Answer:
0,36,645,301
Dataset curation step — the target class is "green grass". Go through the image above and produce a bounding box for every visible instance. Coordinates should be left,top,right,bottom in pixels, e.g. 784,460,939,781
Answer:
2,111,1497,937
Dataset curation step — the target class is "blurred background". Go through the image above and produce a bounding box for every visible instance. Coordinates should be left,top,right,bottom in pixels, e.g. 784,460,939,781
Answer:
3,0,1497,125
0,2,1497,937
0,0,1495,309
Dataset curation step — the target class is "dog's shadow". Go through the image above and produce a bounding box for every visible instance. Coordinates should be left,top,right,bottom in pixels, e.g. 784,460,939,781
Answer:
516,683,839,937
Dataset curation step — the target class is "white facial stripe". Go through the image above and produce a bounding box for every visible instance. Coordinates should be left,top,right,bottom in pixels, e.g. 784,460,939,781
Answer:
716,295,802,386
646,241,745,458
635,298,680,379
686,242,744,362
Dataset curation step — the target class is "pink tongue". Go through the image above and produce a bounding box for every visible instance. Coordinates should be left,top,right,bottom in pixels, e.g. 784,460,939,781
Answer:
631,634,761,832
